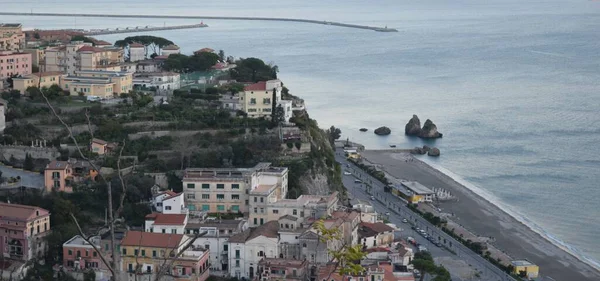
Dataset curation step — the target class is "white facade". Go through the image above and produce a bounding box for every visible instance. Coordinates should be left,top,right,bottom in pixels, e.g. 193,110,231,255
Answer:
188,220,249,273
161,47,180,57
145,215,188,234
229,235,279,279
0,101,5,133
129,46,145,62
153,192,185,214
136,60,162,73
278,100,293,124
133,72,181,90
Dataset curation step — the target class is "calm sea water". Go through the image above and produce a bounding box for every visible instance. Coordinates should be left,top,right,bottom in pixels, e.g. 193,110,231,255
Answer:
3,0,600,267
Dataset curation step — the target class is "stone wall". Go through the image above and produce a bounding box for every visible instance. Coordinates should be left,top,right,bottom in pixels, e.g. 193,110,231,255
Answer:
0,145,60,162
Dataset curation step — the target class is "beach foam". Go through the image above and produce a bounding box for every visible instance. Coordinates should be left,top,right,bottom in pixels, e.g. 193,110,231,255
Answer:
418,157,600,272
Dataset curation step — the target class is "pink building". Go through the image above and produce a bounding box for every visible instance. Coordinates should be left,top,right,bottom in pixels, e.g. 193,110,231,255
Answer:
0,202,51,261
0,51,32,79
63,235,111,279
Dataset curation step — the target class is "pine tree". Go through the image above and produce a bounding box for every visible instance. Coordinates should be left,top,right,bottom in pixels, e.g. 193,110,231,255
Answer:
24,153,35,171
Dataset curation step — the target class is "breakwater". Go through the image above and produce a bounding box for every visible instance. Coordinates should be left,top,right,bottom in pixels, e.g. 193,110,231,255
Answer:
83,23,208,36
0,12,398,32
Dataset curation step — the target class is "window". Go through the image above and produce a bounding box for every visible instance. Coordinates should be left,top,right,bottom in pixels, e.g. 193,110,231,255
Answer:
122,248,127,255
245,200,249,205
187,183,195,189
260,218,264,225
134,249,139,256
217,184,225,189
260,208,264,213
217,194,225,200
187,194,196,199
68,249,72,256
152,250,157,257
250,98,256,104
171,229,177,234
93,251,97,257
253,218,257,225
162,229,166,233
202,205,210,211
165,206,172,210
202,194,210,199
141,250,146,256
254,197,257,202
202,184,210,189
204,244,210,250
235,260,240,267
217,205,225,211
260,197,264,203
232,184,240,189
231,194,240,200
263,98,271,104
273,209,279,214
293,209,297,216
224,244,229,251
231,205,239,212
104,244,108,251
258,251,264,257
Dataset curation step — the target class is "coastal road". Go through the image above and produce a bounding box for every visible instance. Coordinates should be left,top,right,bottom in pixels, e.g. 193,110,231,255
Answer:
336,149,516,281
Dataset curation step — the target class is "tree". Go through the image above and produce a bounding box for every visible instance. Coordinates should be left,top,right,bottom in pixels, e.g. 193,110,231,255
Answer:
24,153,34,171
114,35,175,58
411,251,451,281
71,35,96,45
229,57,278,82
326,126,342,146
218,49,225,61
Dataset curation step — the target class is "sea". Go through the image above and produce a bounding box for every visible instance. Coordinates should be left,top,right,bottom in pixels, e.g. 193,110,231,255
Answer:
2,0,599,269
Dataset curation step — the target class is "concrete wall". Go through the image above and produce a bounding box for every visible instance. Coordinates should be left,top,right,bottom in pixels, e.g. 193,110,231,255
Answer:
0,145,60,162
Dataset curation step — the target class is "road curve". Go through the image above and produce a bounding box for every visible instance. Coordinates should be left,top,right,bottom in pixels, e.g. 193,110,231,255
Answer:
0,12,398,32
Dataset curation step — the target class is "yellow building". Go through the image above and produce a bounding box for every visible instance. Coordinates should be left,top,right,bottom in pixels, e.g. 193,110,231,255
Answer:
511,260,539,279
241,80,282,118
61,70,133,98
120,231,210,281
22,48,46,70
12,71,65,94
44,42,124,75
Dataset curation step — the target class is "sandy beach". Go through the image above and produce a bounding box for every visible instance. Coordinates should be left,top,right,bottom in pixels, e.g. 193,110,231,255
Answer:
360,150,600,281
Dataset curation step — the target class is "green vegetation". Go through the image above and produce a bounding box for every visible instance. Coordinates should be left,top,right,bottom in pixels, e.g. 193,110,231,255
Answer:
229,57,278,82
348,158,390,185
71,35,97,45
114,35,174,57
411,251,452,281
163,52,220,73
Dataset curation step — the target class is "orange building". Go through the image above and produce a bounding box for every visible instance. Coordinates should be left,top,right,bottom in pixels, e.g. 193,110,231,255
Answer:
44,160,98,193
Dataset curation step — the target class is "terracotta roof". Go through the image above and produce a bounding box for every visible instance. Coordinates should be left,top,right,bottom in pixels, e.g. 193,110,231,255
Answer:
32,71,65,78
229,221,278,243
121,231,183,249
150,214,187,225
77,45,106,53
46,160,70,170
195,48,214,53
163,192,183,201
154,55,168,60
129,43,144,48
361,222,394,233
91,138,108,145
162,45,180,50
244,81,267,91
154,190,178,198
94,40,112,46
0,203,50,221
365,247,390,253
331,211,359,222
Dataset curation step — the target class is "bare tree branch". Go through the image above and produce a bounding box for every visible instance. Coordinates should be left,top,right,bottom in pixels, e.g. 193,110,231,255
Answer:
153,232,207,281
70,213,115,277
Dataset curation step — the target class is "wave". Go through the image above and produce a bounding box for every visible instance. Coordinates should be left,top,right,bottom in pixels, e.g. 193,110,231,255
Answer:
418,158,600,272
465,172,579,183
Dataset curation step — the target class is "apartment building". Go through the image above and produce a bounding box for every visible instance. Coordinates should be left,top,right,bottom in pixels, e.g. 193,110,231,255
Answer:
0,51,32,79
250,192,339,227
44,41,124,75
228,221,280,280
255,258,309,281
161,45,180,56
120,231,210,281
186,218,248,274
133,71,181,91
240,80,282,118
62,235,110,278
144,213,188,234
0,202,51,261
0,23,25,51
44,159,98,193
22,48,45,70
128,42,145,62
60,70,133,97
182,163,288,214
153,191,187,214
12,71,64,94
358,222,395,249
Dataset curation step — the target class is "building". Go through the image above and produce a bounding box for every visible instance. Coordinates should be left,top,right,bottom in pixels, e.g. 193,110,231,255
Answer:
128,42,145,62
153,190,186,214
161,45,180,56
90,138,118,155
0,100,5,133
12,71,64,94
228,221,280,280
240,80,282,118
44,41,124,75
389,246,413,266
255,258,309,281
351,199,380,223
398,181,435,203
22,48,46,71
511,260,539,279
62,235,111,279
60,70,133,97
133,72,181,91
182,163,288,215
136,59,163,73
186,218,248,274
120,231,210,281
24,29,83,44
220,94,241,112
145,213,188,234
44,159,98,193
0,24,25,51
317,261,412,281
278,99,293,124
0,202,50,261
0,51,32,79
358,222,395,249
253,193,339,227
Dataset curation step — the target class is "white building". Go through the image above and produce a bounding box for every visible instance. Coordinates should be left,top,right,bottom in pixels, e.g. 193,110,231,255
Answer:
161,45,180,57
152,191,186,214
0,100,6,133
144,213,188,234
128,43,145,62
133,72,181,91
186,218,248,275
136,59,162,73
228,221,279,280
278,100,293,124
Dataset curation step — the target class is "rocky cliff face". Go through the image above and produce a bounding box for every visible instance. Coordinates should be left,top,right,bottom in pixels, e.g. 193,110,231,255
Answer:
405,115,422,135
404,115,443,139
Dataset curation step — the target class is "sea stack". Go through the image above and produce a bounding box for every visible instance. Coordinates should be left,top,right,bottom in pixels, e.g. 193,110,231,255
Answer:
404,115,443,139
405,115,422,136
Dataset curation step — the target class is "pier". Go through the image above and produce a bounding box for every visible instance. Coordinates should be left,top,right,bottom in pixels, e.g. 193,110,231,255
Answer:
0,12,398,32
82,23,208,36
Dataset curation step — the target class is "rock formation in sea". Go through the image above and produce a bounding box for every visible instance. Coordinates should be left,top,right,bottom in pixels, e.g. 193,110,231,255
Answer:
428,147,440,156
404,115,443,139
374,126,391,135
405,115,421,136
420,119,443,138
359,128,368,132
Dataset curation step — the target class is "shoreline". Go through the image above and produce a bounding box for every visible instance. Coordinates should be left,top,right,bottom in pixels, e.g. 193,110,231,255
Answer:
359,149,600,281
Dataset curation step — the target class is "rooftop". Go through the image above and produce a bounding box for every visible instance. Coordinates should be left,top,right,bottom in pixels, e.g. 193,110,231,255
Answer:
511,260,536,266
145,213,187,225
0,24,22,28
244,81,267,92
186,218,245,229
0,202,50,221
400,181,434,195
92,138,108,145
121,231,183,249
229,220,278,243
251,184,276,195
46,160,70,170
258,258,307,268
162,44,180,50
183,162,274,180
63,235,101,247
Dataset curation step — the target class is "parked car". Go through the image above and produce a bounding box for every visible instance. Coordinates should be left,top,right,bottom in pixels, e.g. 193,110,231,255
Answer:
370,196,375,200
354,179,362,183
385,212,390,216
343,172,352,175
402,218,408,223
